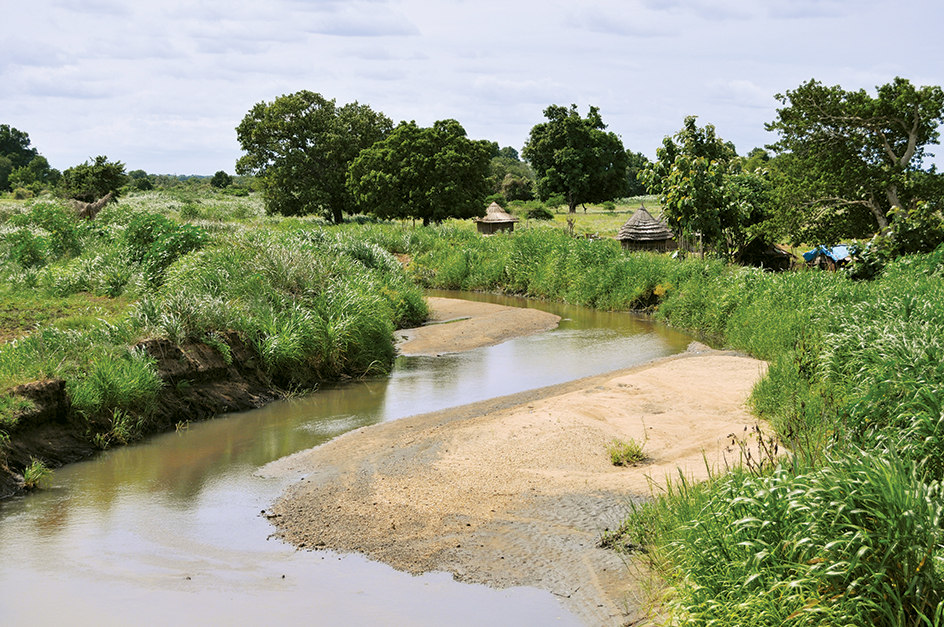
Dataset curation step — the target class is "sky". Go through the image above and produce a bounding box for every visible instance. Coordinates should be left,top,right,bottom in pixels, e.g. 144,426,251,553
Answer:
3,0,943,175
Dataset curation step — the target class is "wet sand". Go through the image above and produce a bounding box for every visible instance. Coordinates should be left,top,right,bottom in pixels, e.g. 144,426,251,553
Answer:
263,298,768,626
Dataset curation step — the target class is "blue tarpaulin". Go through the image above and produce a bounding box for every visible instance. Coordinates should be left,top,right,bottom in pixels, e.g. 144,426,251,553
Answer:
802,245,850,263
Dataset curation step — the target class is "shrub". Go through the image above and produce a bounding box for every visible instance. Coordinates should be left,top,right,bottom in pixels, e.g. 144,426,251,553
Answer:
6,229,47,268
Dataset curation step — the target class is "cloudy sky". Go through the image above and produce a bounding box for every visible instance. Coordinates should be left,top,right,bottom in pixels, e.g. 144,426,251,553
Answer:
4,0,943,175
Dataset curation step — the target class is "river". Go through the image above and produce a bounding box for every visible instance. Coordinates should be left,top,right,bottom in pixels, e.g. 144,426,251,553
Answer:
0,292,692,626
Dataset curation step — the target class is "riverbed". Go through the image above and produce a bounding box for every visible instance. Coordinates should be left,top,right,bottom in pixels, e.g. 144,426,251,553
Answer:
0,293,701,626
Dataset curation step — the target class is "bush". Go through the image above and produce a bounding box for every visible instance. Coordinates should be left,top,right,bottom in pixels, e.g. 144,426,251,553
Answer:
124,212,209,285
59,155,126,202
5,229,47,268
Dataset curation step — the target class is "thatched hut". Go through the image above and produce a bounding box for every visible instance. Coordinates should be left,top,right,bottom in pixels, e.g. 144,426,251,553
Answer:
474,202,520,234
617,206,676,252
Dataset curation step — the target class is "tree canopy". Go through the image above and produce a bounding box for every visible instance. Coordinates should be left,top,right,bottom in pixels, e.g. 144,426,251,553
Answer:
1,124,40,191
235,91,392,223
347,119,492,226
521,105,629,213
643,116,771,258
766,77,944,244
59,155,126,202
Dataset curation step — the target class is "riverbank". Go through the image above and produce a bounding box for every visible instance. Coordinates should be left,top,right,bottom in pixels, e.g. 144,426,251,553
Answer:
264,299,768,626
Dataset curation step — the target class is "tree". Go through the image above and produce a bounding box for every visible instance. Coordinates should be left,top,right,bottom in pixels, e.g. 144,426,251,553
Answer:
625,150,651,196
235,91,392,224
347,119,492,226
766,77,944,243
522,105,629,213
210,170,232,189
1,124,40,191
643,116,768,258
59,155,126,202
8,155,60,194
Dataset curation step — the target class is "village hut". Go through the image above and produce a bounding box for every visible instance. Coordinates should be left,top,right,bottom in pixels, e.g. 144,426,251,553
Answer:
474,202,520,234
617,206,677,252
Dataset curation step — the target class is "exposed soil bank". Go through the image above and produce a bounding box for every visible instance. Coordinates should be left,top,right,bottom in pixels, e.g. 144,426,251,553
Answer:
265,298,768,627
1,334,280,498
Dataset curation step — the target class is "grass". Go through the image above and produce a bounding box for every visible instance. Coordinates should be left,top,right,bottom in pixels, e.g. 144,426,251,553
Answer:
0,191,426,443
607,436,647,466
22,458,52,490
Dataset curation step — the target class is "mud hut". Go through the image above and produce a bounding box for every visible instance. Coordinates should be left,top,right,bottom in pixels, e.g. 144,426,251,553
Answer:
617,206,677,252
474,202,520,234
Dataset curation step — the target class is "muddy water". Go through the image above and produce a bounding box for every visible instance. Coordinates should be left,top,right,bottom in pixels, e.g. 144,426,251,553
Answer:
0,292,692,626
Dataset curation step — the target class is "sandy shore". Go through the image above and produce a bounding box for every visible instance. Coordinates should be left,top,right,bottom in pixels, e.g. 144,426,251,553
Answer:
263,298,768,626
396,297,562,356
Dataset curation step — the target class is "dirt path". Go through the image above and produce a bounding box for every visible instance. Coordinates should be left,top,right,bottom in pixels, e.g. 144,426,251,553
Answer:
263,298,768,626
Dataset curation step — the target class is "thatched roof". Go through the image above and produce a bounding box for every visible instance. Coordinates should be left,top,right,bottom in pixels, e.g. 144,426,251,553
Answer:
617,206,673,242
475,202,519,223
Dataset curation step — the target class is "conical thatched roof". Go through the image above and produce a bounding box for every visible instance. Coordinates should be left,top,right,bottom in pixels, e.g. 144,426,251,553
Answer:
617,206,673,242
475,202,519,223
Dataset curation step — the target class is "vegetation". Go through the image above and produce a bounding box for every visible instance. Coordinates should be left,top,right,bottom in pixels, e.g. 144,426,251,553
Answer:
522,104,629,213
606,436,646,466
0,192,426,468
767,77,944,243
59,155,127,202
235,90,393,223
347,119,492,226
643,116,773,259
21,458,52,490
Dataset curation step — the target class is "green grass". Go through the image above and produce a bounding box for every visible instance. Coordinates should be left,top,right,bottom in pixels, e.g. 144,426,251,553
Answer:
606,437,647,466
22,458,52,490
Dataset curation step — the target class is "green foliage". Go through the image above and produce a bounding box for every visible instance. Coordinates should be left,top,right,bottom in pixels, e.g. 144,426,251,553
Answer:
69,347,162,420
647,452,944,626
236,91,392,223
5,229,47,268
625,149,651,196
59,155,126,202
8,155,60,195
348,119,493,226
210,170,232,189
643,116,769,259
606,437,646,466
22,458,52,490
123,212,209,285
522,104,629,213
767,77,944,242
0,125,39,191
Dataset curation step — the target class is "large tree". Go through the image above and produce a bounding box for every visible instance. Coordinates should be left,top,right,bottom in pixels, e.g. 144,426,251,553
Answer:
643,116,770,258
521,105,629,213
347,119,492,226
235,91,392,223
766,77,944,243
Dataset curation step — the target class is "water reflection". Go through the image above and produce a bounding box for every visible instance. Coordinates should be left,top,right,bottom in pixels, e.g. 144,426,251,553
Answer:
0,292,692,626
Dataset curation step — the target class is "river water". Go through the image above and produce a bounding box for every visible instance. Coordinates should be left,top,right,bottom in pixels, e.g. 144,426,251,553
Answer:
0,292,692,626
